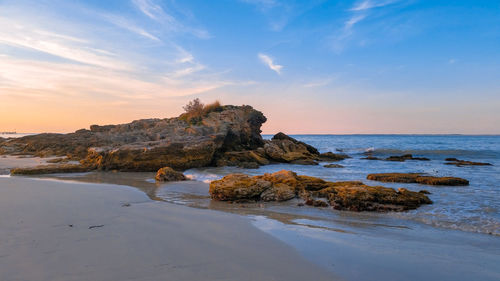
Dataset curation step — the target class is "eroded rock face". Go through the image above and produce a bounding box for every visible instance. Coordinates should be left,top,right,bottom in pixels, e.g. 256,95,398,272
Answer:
155,167,186,182
1,105,269,172
209,170,432,212
367,173,469,186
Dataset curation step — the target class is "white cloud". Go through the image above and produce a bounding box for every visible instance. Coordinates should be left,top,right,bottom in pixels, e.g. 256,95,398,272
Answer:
0,18,130,70
131,0,210,39
132,0,170,22
344,14,366,31
330,0,398,53
350,0,398,11
104,15,160,41
0,0,237,104
258,53,283,74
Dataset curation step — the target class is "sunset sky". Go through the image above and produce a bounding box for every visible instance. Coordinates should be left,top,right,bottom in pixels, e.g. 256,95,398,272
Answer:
0,0,499,134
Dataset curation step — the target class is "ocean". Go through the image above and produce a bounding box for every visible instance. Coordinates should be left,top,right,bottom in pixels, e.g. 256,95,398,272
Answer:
13,134,499,280
181,134,500,236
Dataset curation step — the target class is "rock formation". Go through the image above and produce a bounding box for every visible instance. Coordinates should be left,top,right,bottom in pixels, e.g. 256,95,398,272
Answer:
209,170,432,212
1,104,349,174
155,167,187,182
366,173,469,186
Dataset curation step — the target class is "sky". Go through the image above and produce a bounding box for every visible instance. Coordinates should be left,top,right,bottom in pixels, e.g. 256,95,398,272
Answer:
0,0,499,134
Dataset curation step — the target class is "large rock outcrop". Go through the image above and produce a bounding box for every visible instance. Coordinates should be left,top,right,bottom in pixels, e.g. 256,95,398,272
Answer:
1,105,269,172
1,103,352,174
209,170,432,212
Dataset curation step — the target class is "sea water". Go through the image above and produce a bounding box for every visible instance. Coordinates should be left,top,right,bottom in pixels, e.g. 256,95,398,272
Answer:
183,135,500,236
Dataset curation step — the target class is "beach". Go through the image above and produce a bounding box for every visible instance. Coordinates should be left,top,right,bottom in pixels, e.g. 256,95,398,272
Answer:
0,176,337,281
2,133,500,280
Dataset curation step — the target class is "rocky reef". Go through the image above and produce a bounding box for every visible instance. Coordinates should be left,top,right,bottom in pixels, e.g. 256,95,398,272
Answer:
367,173,469,186
209,170,432,212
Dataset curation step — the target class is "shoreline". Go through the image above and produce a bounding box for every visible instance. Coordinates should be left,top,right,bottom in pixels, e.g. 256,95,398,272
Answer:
0,176,337,281
2,173,499,280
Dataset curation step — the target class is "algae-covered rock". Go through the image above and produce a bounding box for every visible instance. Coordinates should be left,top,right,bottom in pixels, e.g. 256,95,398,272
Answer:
209,174,272,201
155,167,186,182
209,170,432,212
366,173,469,186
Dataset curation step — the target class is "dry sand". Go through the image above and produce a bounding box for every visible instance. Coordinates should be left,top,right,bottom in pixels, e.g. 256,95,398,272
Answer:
0,176,337,281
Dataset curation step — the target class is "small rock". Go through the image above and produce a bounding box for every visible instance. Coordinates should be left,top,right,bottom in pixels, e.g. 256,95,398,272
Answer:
324,164,344,168
155,167,187,182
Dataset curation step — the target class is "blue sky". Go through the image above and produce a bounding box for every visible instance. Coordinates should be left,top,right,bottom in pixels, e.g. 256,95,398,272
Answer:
0,0,499,133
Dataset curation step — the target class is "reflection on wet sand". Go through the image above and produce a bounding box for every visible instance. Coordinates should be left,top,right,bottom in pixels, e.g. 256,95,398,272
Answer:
34,171,412,234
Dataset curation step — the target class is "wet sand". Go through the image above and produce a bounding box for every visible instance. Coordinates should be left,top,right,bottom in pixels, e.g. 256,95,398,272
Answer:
0,176,336,281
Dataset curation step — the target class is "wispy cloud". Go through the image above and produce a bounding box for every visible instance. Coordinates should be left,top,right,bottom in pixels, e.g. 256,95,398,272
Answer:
0,0,237,108
350,0,398,11
104,15,160,41
344,14,366,31
330,0,399,53
0,18,130,70
241,0,325,31
132,0,169,21
132,0,210,39
258,53,283,74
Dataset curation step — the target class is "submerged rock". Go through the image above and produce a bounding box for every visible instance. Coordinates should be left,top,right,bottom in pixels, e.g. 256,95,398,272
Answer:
318,152,350,161
385,154,430,161
155,167,186,182
361,156,380,160
209,170,432,212
366,173,469,186
444,158,492,167
324,164,344,168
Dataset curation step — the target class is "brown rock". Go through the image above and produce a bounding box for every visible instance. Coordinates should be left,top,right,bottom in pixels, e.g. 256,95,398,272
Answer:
367,173,469,186
260,183,296,201
209,170,432,212
209,174,272,201
155,167,186,182
10,164,92,175
385,154,430,161
290,159,319,165
324,164,344,168
318,152,350,161
263,133,319,163
444,158,492,167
